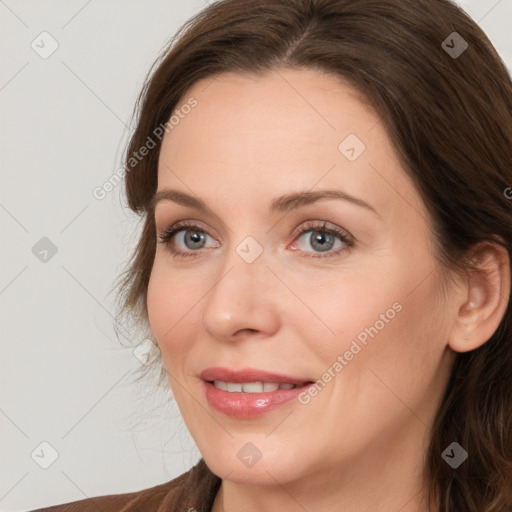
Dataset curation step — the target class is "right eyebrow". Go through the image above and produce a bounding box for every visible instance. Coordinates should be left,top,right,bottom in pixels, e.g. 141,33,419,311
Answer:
149,189,207,213
268,189,381,219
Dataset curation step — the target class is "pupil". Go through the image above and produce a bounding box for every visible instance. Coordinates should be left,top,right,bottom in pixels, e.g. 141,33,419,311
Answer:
186,231,205,249
311,231,334,252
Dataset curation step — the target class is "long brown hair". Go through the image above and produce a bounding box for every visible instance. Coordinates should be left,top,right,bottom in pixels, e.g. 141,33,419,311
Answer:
113,0,512,509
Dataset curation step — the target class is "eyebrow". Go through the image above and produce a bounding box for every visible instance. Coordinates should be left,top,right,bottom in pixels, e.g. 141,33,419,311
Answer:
150,188,381,219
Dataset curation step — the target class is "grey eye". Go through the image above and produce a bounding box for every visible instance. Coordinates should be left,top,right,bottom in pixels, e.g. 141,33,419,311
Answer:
297,230,343,253
175,230,214,250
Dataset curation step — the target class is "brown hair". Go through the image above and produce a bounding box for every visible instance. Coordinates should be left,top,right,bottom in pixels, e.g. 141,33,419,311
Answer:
113,0,512,509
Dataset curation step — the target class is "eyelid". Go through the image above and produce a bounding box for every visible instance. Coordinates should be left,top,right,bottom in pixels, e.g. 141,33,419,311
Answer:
157,219,219,240
289,219,353,241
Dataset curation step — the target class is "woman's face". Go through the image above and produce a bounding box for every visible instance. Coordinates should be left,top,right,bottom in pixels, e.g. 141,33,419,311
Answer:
147,68,458,487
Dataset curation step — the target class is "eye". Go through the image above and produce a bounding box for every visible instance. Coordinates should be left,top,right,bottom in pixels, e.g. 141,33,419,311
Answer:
289,221,354,258
157,219,354,260
157,221,219,258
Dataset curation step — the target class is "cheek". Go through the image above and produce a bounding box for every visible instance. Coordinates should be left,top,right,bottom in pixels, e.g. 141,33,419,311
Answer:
146,262,194,360
147,264,169,342
147,259,219,380
311,292,407,370
308,256,445,374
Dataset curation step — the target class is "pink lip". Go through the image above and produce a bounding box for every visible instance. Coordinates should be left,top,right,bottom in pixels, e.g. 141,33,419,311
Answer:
199,367,314,418
199,367,310,384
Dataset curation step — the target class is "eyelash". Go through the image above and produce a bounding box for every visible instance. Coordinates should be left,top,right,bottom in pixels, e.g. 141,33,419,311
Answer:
157,220,354,260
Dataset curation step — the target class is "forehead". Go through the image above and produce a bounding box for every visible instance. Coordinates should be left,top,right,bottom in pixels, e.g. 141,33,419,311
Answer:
161,68,379,164
156,68,426,223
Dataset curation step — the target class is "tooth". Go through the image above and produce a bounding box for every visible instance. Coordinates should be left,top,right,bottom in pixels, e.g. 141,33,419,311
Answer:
242,382,264,393
213,381,300,393
227,382,243,392
213,380,227,391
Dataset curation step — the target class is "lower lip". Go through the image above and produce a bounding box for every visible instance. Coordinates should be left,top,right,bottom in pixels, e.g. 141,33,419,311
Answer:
203,381,312,418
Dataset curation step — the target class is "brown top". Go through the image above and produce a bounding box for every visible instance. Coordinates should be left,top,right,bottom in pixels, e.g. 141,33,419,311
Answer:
29,458,221,512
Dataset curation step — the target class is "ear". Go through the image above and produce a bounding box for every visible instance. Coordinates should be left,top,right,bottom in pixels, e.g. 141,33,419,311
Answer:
448,241,510,353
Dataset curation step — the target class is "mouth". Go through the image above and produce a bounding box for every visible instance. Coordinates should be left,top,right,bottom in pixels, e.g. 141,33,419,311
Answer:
199,367,315,418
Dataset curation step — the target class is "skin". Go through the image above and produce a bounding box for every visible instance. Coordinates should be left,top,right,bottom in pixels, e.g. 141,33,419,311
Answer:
146,68,510,512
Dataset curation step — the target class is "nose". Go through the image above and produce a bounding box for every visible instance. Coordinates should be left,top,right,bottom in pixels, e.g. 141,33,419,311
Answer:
201,246,281,343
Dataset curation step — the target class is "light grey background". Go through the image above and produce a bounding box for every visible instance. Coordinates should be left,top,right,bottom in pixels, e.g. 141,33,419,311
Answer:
1,1,510,510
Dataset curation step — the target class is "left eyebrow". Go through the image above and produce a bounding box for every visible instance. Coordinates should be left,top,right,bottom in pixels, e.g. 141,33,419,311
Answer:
150,188,382,220
269,190,382,219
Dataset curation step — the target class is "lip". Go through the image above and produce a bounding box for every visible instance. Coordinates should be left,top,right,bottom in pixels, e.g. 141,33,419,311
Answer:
199,367,310,384
199,367,314,418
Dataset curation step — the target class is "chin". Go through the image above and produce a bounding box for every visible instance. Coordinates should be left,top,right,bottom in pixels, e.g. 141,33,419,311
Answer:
200,439,308,485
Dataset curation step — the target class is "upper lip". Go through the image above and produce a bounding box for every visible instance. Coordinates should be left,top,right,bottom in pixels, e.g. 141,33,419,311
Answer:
200,367,312,385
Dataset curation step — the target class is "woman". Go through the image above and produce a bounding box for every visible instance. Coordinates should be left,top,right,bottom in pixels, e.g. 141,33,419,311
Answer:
31,0,512,510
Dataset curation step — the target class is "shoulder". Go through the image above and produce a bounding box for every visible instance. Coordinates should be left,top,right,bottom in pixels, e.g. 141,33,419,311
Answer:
28,458,222,512
27,479,178,512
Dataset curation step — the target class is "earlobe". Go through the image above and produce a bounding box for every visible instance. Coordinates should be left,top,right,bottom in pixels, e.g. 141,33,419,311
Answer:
448,241,510,353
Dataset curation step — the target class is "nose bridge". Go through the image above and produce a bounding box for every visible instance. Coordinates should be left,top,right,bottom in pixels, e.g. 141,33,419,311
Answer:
201,238,280,341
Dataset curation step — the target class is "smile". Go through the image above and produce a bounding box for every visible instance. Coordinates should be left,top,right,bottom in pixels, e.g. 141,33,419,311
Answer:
212,381,307,392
